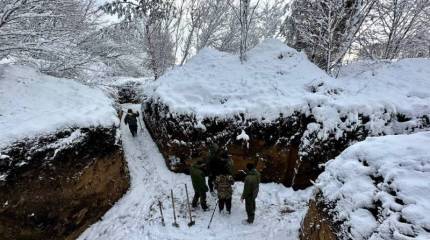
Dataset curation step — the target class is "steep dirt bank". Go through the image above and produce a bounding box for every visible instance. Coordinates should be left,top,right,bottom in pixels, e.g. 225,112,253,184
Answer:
143,101,429,189
0,127,129,240
300,197,338,240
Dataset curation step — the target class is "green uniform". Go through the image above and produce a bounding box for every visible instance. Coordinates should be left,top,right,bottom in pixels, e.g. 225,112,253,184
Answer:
241,169,260,223
190,163,208,209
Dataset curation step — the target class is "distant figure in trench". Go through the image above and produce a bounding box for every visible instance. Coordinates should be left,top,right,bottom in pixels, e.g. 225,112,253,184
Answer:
190,160,209,211
124,109,140,137
241,163,260,224
215,165,235,214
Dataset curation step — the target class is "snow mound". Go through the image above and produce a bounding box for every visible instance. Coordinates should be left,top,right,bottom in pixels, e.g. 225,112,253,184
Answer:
150,39,330,119
0,64,119,149
334,58,430,117
149,40,430,139
316,132,430,240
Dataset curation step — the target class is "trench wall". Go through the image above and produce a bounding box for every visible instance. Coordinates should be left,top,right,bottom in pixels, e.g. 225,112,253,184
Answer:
0,127,129,240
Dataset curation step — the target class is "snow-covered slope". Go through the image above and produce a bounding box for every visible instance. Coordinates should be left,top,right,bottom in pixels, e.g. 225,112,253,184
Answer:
316,132,430,240
0,64,119,149
150,39,331,119
148,39,430,136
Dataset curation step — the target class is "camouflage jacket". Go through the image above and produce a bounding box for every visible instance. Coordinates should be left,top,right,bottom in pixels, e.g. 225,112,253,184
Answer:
215,174,234,199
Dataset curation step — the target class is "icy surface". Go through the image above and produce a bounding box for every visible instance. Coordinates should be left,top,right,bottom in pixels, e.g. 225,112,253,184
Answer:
79,104,313,240
0,64,119,149
316,132,430,240
148,39,430,140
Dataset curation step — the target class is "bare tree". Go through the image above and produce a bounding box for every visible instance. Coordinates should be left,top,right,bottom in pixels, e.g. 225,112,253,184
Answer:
102,0,175,79
0,0,102,77
229,0,260,62
282,0,376,72
357,0,430,59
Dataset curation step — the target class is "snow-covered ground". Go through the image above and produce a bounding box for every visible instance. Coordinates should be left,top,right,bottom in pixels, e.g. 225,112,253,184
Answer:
0,64,119,149
78,104,313,240
316,132,430,240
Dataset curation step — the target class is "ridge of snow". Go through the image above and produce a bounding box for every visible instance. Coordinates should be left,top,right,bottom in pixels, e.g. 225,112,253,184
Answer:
0,64,119,149
147,39,430,144
149,39,330,119
316,132,430,240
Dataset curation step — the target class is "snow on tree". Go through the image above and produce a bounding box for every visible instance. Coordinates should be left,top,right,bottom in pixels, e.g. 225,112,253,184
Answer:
357,0,430,60
101,0,175,79
0,0,102,77
282,0,376,72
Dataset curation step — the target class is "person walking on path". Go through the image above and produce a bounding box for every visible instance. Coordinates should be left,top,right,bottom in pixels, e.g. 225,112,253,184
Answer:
241,163,260,224
190,160,209,211
215,166,235,214
124,109,140,137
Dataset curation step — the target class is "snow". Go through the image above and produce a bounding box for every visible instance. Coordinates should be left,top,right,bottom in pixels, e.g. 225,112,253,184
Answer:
79,104,314,240
0,64,119,149
149,39,330,119
236,130,250,141
316,132,430,240
147,39,430,142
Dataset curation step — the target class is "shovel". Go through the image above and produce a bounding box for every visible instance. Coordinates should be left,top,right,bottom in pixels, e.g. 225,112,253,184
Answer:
158,200,165,226
184,184,195,227
171,189,179,227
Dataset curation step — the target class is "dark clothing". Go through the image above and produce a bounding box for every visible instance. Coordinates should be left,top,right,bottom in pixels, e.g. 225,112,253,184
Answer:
192,191,208,210
208,175,216,193
207,145,235,192
129,124,138,136
190,163,209,194
124,112,139,126
219,198,232,213
124,112,140,136
245,198,256,223
242,169,260,223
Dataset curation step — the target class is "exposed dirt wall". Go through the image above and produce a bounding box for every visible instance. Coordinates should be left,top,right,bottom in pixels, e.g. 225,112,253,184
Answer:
300,198,338,240
143,100,429,189
0,127,129,240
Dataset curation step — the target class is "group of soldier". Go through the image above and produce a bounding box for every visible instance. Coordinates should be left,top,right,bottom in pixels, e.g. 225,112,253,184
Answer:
190,143,261,224
124,109,261,224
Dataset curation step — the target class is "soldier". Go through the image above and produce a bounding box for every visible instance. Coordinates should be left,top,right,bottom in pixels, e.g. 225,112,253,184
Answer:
215,166,235,214
190,160,209,211
241,163,260,224
207,143,221,193
124,109,140,137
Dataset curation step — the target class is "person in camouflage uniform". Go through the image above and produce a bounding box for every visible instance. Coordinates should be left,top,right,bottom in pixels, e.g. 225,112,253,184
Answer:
215,166,235,214
124,109,140,137
241,163,260,224
190,160,209,211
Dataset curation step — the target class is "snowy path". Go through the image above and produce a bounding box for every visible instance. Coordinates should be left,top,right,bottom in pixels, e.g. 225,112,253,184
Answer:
78,104,313,240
